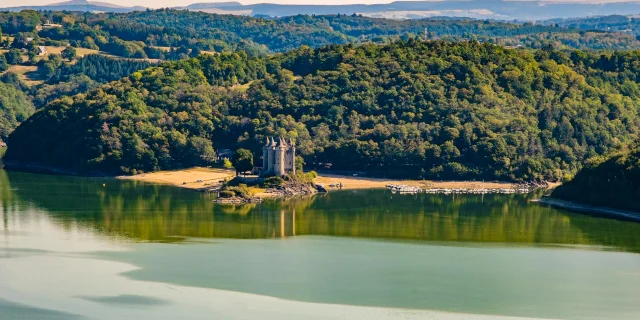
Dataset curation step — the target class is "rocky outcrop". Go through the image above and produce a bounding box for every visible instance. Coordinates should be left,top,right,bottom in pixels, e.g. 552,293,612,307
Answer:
265,179,318,197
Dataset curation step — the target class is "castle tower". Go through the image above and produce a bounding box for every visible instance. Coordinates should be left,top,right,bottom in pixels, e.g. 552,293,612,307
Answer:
262,137,271,173
285,138,296,174
274,138,286,176
267,137,277,173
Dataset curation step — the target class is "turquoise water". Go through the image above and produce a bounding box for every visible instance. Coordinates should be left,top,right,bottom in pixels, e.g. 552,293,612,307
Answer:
1,165,640,319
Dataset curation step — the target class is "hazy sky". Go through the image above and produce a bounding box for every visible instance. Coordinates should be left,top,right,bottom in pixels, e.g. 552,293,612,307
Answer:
3,0,640,8
2,0,413,8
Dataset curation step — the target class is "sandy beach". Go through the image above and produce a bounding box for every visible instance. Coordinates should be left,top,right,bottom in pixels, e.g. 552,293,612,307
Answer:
117,167,235,190
117,167,557,193
314,174,521,190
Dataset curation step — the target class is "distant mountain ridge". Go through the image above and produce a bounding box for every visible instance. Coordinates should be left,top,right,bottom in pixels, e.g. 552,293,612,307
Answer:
50,1,134,9
4,0,146,13
185,2,243,9
5,0,640,20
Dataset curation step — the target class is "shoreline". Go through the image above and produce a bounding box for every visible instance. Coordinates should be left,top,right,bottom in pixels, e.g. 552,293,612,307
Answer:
533,197,640,222
314,174,559,191
117,167,236,191
2,161,557,196
2,161,112,177
1,161,237,192
120,169,541,194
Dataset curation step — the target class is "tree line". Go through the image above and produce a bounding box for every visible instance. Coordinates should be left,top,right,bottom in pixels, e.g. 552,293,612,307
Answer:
5,9,640,62
0,83,34,141
552,145,640,212
4,40,640,181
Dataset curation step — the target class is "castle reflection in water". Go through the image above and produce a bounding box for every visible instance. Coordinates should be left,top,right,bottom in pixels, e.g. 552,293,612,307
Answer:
263,209,297,238
3,169,640,253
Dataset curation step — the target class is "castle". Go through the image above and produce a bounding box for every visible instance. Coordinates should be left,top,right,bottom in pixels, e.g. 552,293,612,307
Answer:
261,137,296,176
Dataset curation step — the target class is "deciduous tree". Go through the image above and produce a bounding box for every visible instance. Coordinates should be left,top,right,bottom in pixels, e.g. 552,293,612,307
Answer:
232,149,254,176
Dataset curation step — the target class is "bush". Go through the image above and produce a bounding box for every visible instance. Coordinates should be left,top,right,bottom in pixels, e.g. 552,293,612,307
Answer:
221,183,252,198
262,176,284,188
0,55,7,72
291,171,318,183
307,171,318,179
223,158,233,169
61,46,77,61
219,190,235,198
4,49,22,65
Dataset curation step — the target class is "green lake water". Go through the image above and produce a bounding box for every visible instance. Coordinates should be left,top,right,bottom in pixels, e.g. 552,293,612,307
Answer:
1,154,640,319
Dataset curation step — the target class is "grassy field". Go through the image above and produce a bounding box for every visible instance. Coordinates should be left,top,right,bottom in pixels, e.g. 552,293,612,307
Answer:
1,65,43,86
0,46,161,86
231,80,255,92
46,46,161,62
44,46,100,57
152,46,216,56
151,45,173,52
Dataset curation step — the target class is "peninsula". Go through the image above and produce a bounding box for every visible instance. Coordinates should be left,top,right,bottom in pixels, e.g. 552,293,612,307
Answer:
542,146,640,219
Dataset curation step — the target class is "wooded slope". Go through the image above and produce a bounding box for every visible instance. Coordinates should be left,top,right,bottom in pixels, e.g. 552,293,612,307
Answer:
552,146,640,212
5,41,640,180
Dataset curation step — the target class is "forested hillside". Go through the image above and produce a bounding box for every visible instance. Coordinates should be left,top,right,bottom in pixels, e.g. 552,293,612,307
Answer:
29,54,156,108
4,9,640,60
5,41,640,180
8,0,640,21
553,15,640,36
11,9,633,144
552,146,640,212
0,83,34,141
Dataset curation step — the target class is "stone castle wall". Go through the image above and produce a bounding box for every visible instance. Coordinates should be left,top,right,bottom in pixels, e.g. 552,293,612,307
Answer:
261,137,295,177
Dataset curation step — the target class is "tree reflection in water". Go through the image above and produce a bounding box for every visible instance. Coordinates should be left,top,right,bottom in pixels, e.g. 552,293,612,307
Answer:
2,169,640,253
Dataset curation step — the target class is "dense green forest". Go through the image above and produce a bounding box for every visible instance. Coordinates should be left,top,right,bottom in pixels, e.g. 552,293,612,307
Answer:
0,10,40,34
29,54,156,108
553,15,640,36
63,10,640,51
552,146,640,212
0,49,156,138
4,9,640,61
0,83,34,141
8,8,633,131
5,41,640,180
45,54,155,84
0,52,156,105
3,9,640,181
